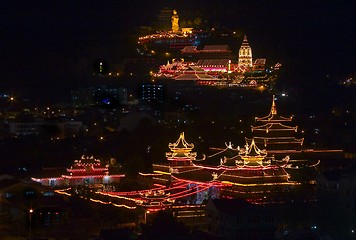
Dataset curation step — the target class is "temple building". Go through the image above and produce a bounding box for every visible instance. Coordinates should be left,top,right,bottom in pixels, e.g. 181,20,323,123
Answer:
238,35,253,70
166,132,197,166
152,34,281,87
152,131,317,204
247,95,304,154
149,96,327,204
32,155,125,187
252,58,267,72
246,96,343,163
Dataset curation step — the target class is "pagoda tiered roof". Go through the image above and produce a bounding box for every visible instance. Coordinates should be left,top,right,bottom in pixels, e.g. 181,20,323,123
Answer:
237,139,273,167
250,96,304,152
166,132,197,160
241,35,250,47
251,122,298,133
255,96,292,122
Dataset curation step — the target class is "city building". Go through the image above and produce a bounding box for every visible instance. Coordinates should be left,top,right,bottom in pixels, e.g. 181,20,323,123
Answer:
32,155,125,187
71,86,128,108
0,175,69,237
9,120,86,138
141,82,164,103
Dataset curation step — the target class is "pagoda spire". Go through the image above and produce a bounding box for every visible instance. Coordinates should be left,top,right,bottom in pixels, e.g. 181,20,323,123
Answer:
243,34,248,43
271,95,277,115
255,95,292,122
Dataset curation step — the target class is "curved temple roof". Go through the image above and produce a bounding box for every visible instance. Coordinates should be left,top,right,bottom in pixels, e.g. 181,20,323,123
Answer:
166,132,197,160
255,95,293,122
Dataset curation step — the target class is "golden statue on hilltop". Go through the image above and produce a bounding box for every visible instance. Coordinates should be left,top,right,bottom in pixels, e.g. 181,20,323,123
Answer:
171,10,179,33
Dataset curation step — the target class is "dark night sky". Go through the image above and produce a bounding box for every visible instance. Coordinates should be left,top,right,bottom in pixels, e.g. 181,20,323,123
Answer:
0,0,355,101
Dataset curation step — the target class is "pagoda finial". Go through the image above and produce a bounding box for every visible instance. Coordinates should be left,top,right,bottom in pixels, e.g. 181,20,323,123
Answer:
243,34,248,42
271,95,277,115
180,132,185,139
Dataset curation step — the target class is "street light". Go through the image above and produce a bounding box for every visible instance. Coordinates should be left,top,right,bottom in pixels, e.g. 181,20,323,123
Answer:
144,210,150,224
29,208,34,239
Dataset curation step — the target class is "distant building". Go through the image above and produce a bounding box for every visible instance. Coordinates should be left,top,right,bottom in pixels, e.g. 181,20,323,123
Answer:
140,82,164,103
238,35,253,69
8,120,86,138
0,176,68,232
71,85,127,107
253,58,266,72
32,155,125,187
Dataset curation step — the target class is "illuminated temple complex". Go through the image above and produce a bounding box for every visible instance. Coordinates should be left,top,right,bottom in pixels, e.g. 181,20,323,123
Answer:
152,97,320,204
153,133,316,204
152,35,280,86
36,97,340,211
137,9,281,87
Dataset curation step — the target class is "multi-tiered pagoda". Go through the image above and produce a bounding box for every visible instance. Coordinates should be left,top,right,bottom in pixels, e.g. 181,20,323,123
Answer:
248,96,343,162
238,35,253,70
247,96,304,156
